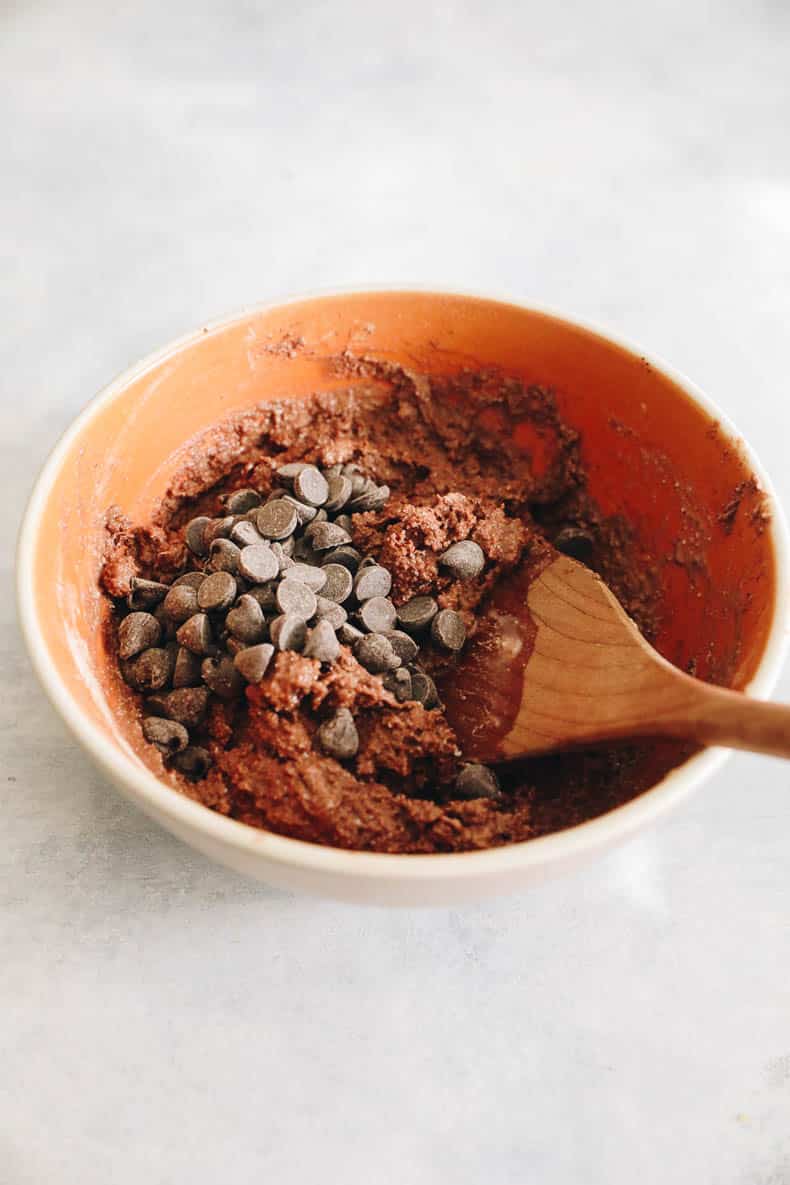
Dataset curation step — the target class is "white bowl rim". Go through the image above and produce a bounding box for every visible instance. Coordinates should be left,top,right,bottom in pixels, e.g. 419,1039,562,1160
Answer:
16,285,790,886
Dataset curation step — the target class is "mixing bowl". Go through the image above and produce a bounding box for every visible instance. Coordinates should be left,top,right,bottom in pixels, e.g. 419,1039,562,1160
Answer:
17,290,789,904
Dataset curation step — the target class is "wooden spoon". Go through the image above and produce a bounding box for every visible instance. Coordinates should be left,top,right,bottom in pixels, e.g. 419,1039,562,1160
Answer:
441,554,790,763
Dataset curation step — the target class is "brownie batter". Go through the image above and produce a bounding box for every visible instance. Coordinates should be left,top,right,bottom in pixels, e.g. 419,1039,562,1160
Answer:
101,362,692,854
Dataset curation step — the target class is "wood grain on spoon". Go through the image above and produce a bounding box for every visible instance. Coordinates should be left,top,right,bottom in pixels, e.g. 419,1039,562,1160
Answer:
442,554,790,763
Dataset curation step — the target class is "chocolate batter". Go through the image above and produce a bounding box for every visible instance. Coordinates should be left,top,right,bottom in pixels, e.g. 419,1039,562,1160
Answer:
101,363,693,854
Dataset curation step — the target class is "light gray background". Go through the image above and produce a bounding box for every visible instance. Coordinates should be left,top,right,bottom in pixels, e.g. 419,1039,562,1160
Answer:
3,2,790,1182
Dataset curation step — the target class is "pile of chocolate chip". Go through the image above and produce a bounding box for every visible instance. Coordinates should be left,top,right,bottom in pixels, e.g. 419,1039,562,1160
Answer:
116,462,500,801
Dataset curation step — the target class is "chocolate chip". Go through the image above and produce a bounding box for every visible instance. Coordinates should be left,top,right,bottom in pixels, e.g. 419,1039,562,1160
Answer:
281,493,318,526
396,595,438,634
440,539,485,581
226,594,267,643
410,670,439,708
127,578,169,611
159,641,180,679
230,519,265,548
348,484,390,512
204,516,236,545
383,667,413,702
383,630,419,663
303,620,341,664
208,538,241,574
201,654,244,700
256,499,299,540
554,526,595,565
349,472,370,496
173,571,208,591
286,563,327,592
185,516,212,556
337,621,364,647
291,536,319,565
126,612,164,663
354,564,392,602
264,488,290,504
144,692,171,716
118,611,161,659
246,581,278,610
276,578,317,620
197,571,237,613
320,563,353,604
353,633,401,673
225,637,248,658
121,647,173,692
143,717,189,755
271,541,294,572
225,488,262,514
318,708,358,760
234,642,275,683
454,763,501,800
307,522,352,551
431,609,466,652
334,514,354,536
302,519,325,543
324,552,362,590
153,602,178,641
322,546,361,575
173,646,203,688
275,461,309,485
172,746,212,780
324,474,353,512
358,556,378,570
315,598,348,630
358,595,397,633
270,614,307,652
293,465,329,507
176,613,214,655
160,686,211,728
162,584,199,624
238,542,278,584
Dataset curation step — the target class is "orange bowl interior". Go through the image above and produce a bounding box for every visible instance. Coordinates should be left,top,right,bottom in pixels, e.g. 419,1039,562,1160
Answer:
34,291,777,785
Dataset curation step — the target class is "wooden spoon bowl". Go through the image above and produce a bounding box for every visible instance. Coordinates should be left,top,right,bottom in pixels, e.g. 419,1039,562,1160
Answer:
444,554,790,764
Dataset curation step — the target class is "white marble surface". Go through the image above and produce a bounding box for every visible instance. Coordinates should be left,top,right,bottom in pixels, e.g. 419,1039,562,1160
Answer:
3,1,790,1181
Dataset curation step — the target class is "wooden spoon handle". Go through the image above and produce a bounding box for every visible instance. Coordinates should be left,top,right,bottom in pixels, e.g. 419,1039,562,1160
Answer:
661,679,790,759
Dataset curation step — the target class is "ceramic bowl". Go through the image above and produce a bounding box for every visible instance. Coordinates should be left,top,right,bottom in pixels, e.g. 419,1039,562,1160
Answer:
17,290,789,905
